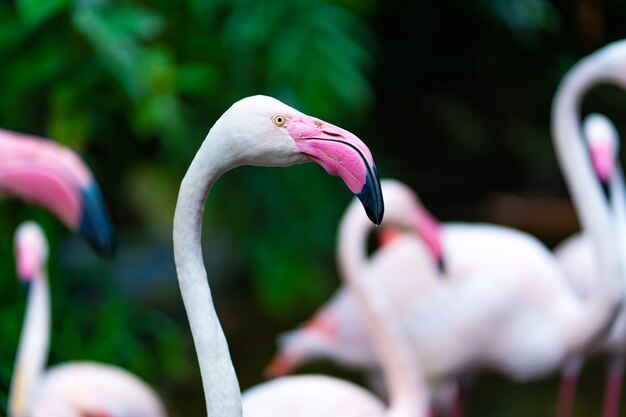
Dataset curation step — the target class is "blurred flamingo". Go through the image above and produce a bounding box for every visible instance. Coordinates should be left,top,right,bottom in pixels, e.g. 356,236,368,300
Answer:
0,128,113,255
265,178,612,417
265,41,626,417
264,180,453,411
548,40,626,415
9,221,167,417
172,95,433,417
554,113,626,417
263,182,443,380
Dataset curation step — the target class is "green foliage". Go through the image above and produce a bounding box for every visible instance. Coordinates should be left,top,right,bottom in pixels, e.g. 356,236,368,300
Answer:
0,0,376,413
17,0,71,28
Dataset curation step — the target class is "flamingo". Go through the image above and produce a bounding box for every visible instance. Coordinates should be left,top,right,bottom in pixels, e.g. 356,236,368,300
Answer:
554,113,626,417
264,178,597,416
548,40,626,416
0,128,113,255
9,221,167,417
264,40,626,416
264,180,442,381
172,95,434,417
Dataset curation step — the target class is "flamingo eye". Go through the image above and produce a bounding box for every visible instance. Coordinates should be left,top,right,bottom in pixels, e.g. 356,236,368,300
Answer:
273,115,286,126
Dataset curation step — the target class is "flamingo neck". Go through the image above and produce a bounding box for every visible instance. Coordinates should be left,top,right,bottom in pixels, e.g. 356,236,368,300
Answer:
173,128,243,417
609,163,626,283
338,201,427,417
9,270,50,417
552,51,623,349
414,201,443,264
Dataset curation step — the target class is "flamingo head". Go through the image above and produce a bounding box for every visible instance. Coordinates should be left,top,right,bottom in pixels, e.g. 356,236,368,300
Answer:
0,130,114,256
215,96,384,225
14,221,48,290
378,179,445,271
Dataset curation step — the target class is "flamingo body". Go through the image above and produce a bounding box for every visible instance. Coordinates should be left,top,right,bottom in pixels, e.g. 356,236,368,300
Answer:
243,375,385,417
28,363,166,417
554,233,597,300
273,219,576,384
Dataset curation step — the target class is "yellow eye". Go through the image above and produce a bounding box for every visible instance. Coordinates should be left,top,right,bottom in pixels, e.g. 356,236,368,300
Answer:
273,115,286,126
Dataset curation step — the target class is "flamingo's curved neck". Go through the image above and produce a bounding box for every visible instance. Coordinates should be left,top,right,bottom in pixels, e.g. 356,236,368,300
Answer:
9,270,50,417
609,164,626,271
173,127,243,417
552,48,624,349
338,202,427,417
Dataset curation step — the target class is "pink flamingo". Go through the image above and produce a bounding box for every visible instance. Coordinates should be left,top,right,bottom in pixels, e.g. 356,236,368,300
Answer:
266,178,595,416
264,181,441,381
0,129,113,255
265,180,459,414
9,221,166,417
172,95,431,417
264,40,626,416
554,113,626,417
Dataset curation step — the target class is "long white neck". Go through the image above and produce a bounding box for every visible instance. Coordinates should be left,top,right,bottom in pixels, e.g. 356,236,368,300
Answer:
173,127,244,417
8,271,50,417
338,202,427,417
609,163,626,274
552,52,623,349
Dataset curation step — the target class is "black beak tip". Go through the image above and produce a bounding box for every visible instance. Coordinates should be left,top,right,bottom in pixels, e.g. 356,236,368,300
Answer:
436,257,446,275
600,179,611,202
356,164,384,226
79,183,116,258
20,280,32,293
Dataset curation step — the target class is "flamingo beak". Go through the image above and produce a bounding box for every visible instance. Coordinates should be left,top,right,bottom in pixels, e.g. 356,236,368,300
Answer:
78,182,115,257
589,143,615,185
20,280,31,293
589,143,615,201
264,353,296,378
15,246,37,292
0,169,114,257
287,116,384,225
436,257,446,274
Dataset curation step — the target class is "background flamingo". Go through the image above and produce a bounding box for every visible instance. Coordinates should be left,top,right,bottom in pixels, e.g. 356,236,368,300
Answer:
264,41,626,417
266,177,608,416
9,221,166,417
264,180,448,408
554,113,626,417
0,129,113,255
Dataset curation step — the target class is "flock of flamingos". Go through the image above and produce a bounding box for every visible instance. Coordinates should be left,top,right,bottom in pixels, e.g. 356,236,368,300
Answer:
5,38,626,417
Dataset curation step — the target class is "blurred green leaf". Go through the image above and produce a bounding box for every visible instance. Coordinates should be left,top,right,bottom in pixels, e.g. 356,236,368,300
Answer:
17,0,71,27
0,9,27,50
177,64,220,94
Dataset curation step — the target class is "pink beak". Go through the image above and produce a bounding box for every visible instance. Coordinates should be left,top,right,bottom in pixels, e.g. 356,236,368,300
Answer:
589,143,616,184
264,353,296,378
15,245,38,287
413,205,445,272
287,116,384,225
0,129,114,256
